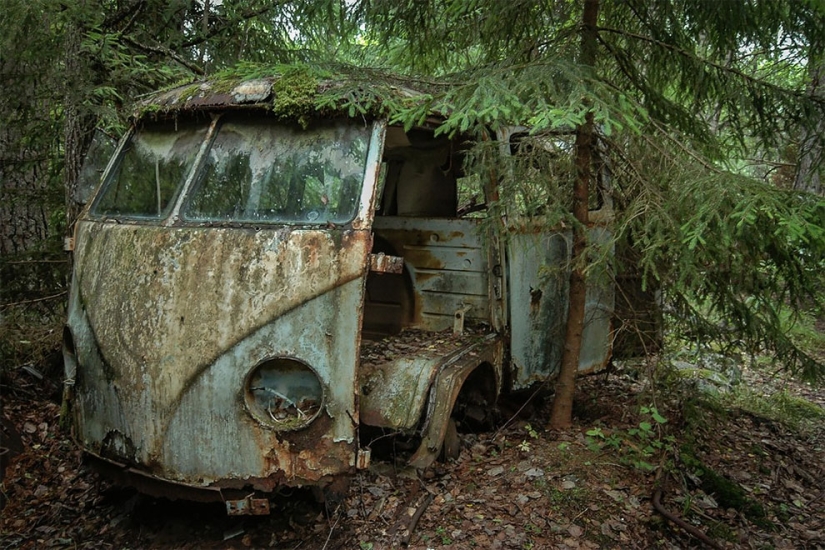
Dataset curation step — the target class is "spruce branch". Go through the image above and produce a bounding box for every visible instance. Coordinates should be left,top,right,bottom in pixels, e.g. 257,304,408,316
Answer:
596,25,822,105
175,2,291,50
121,36,204,76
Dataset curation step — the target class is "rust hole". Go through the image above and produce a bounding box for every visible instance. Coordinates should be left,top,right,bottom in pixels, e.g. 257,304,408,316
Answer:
530,287,542,306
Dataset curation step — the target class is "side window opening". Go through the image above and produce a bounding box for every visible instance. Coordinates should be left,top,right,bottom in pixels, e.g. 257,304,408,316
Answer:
508,131,609,217
456,173,486,218
377,126,482,219
76,130,118,206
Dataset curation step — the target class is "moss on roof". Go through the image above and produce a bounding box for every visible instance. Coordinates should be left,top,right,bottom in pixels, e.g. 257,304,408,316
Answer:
135,63,433,125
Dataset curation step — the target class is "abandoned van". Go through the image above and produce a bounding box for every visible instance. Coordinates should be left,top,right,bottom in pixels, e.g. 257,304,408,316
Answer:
63,74,613,513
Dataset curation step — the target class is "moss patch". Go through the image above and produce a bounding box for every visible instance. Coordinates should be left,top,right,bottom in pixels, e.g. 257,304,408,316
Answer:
271,66,321,127
680,448,773,529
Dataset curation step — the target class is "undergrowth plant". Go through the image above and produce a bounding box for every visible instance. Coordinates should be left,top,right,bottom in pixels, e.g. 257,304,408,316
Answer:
585,405,675,473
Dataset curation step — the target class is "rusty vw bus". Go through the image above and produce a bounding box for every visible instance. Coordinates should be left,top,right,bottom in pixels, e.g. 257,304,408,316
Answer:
63,74,613,513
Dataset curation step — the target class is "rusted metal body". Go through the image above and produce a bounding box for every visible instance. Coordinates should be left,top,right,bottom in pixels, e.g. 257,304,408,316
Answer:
507,225,614,389
67,223,371,490
64,74,614,511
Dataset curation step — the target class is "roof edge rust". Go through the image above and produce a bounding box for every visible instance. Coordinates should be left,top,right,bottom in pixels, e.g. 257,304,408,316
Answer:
135,66,432,122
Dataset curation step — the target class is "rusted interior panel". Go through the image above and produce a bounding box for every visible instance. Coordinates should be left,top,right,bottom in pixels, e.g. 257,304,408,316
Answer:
364,217,491,335
67,220,370,488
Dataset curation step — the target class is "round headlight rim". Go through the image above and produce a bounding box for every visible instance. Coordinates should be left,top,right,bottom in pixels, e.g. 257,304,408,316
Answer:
242,355,326,432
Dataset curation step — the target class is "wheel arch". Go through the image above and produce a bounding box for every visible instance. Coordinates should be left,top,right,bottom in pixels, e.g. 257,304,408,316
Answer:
408,336,503,469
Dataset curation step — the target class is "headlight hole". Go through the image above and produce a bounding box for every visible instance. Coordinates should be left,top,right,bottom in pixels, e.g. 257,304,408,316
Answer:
244,358,324,430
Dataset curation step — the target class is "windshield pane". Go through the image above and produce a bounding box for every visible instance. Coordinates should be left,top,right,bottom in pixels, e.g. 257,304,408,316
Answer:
92,120,207,219
183,116,370,224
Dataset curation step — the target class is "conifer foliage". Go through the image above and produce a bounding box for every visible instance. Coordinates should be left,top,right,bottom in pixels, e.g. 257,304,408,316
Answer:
356,0,825,423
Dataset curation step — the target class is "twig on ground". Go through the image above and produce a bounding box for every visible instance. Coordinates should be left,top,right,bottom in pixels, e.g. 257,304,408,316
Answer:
653,488,723,550
400,492,433,546
320,504,341,550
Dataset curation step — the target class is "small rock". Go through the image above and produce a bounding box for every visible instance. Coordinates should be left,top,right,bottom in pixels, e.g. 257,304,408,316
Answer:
487,466,505,477
368,486,386,497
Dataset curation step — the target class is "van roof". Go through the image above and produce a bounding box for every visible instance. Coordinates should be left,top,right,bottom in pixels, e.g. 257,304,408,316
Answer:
134,66,436,123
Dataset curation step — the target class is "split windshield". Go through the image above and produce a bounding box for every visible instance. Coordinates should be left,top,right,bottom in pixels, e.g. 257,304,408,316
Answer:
92,120,206,220
91,114,371,225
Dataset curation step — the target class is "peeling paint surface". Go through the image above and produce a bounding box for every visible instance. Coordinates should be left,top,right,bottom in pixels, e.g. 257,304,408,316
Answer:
359,328,494,430
508,226,614,389
68,220,369,487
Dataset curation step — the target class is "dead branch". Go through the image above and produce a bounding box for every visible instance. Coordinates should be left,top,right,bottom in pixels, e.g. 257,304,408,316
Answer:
121,37,204,75
1,291,67,308
653,488,723,550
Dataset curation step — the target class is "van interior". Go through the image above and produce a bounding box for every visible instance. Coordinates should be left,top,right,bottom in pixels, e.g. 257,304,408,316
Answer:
363,126,494,340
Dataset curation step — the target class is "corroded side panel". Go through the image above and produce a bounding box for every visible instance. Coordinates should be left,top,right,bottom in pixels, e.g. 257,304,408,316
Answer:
578,226,615,374
359,328,495,430
68,221,370,487
508,232,569,388
507,227,614,389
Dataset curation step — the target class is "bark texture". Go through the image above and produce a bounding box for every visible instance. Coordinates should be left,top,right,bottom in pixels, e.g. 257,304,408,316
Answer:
794,60,824,196
0,41,52,256
548,0,599,430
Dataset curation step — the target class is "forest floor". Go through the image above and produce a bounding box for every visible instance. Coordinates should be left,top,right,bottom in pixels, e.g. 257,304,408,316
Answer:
1,349,823,550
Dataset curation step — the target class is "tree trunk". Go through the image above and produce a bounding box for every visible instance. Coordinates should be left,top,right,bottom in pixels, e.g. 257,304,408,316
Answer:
548,0,599,430
0,28,52,257
794,59,824,196
62,18,96,240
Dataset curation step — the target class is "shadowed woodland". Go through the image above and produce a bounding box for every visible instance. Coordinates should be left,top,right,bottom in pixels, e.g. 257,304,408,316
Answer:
2,1,824,548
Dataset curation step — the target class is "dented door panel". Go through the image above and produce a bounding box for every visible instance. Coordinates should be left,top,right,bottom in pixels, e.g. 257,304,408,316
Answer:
507,226,614,389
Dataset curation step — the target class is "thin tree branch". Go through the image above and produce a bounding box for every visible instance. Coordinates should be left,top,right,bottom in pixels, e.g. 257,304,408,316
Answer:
597,25,823,105
653,489,723,550
102,0,145,30
1,291,67,308
644,120,720,173
121,36,204,75
175,3,290,49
